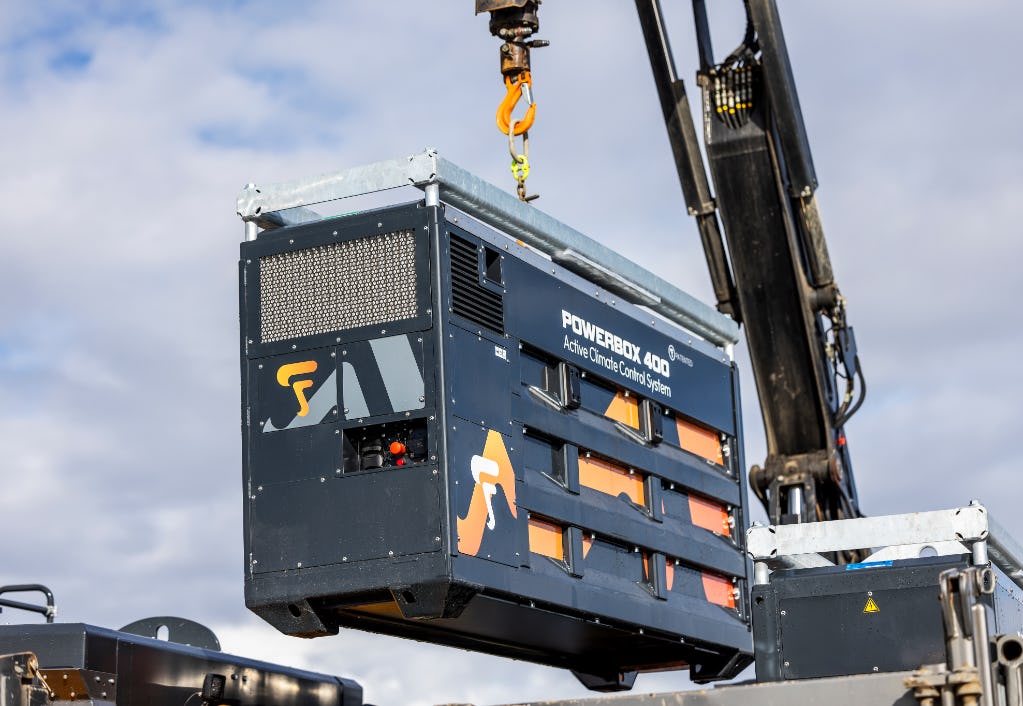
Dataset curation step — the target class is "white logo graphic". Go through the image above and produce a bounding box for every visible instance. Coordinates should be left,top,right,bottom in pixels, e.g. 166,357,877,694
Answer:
470,455,501,530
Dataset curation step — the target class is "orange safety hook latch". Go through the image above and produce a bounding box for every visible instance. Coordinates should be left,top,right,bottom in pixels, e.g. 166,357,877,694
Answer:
496,72,536,136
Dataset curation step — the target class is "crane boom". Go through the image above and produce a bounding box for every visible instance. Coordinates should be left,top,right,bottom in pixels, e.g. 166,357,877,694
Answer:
635,0,865,529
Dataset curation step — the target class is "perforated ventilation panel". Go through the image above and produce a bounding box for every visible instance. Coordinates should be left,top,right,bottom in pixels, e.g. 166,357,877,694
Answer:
259,230,418,343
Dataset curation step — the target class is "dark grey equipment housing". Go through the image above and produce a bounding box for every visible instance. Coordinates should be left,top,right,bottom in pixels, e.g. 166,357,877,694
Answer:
238,157,753,690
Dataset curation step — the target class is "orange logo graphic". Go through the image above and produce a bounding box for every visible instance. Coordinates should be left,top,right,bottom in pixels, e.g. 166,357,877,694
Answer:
457,430,517,556
276,361,318,417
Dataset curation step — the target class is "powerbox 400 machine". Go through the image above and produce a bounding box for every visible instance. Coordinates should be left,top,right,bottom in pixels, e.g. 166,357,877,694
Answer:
236,151,752,689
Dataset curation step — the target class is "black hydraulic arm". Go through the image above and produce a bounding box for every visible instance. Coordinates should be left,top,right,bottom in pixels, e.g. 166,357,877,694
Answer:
633,2,740,322
633,0,865,528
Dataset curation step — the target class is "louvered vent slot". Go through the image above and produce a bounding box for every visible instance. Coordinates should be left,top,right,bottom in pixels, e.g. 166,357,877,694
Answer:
450,235,504,333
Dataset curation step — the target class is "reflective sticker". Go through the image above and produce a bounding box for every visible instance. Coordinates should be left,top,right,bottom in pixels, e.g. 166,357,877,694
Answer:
528,517,564,561
369,335,425,413
603,391,640,429
688,494,730,535
675,418,723,464
578,455,645,505
702,572,736,609
341,362,370,420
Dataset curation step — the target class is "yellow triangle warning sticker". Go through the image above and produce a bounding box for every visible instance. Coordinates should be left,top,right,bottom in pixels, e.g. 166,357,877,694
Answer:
863,597,880,613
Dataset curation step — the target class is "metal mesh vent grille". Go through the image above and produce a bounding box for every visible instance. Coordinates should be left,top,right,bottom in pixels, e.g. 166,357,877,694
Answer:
259,230,418,343
450,235,504,333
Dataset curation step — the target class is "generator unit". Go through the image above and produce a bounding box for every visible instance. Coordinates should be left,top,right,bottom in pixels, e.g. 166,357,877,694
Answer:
237,151,753,688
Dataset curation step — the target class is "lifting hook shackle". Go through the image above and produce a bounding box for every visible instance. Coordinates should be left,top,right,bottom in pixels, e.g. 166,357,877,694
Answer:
496,72,536,136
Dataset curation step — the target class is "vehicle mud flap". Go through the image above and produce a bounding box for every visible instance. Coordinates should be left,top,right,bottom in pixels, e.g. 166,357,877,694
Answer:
571,668,638,692
391,580,481,620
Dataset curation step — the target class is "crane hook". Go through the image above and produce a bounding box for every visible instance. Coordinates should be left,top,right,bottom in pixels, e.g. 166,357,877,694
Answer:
496,71,536,136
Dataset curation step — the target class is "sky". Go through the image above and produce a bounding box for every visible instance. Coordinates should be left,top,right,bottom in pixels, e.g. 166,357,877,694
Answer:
0,1,1021,705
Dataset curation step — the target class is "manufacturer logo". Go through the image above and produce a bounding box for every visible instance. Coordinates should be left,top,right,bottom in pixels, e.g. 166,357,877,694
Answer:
276,361,318,417
456,430,517,556
667,343,693,368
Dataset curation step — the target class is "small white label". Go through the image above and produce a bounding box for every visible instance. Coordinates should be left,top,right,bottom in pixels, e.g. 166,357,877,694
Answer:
494,345,508,361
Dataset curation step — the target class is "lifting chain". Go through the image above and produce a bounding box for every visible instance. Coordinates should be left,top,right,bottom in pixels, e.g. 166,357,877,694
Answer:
509,129,537,202
497,71,538,202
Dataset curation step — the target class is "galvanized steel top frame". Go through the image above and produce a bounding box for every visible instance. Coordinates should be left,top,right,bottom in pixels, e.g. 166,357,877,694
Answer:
745,502,1023,592
236,149,740,350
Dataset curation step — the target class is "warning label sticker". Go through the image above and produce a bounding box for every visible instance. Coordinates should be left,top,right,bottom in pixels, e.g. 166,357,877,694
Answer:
863,596,880,613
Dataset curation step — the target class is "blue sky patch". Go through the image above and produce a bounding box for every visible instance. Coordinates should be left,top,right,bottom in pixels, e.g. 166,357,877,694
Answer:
50,49,92,73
